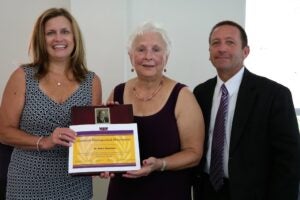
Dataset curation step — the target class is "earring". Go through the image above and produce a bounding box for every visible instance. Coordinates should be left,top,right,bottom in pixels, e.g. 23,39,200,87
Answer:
163,68,167,72
131,68,134,72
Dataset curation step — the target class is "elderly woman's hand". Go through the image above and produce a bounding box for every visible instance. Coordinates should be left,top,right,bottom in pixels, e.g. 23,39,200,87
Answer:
122,157,165,178
105,101,120,106
99,171,115,179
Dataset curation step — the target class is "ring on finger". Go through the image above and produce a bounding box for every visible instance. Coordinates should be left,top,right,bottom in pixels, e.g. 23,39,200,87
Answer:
59,133,62,138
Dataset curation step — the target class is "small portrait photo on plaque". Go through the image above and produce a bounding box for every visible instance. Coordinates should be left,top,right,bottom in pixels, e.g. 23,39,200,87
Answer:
95,108,110,123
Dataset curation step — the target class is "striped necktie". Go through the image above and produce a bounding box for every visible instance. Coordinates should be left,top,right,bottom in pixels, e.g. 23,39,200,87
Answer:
210,84,229,191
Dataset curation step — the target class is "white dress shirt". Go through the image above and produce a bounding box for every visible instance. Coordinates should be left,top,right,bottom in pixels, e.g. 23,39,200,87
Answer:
205,67,245,178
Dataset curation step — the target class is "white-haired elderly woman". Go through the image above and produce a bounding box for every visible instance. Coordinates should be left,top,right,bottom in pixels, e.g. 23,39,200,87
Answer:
105,22,205,200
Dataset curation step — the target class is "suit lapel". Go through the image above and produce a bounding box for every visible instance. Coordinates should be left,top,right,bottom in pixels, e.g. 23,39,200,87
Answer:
195,77,216,162
229,69,258,154
203,79,217,135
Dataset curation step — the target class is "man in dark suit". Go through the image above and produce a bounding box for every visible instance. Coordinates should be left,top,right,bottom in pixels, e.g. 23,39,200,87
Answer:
193,20,300,200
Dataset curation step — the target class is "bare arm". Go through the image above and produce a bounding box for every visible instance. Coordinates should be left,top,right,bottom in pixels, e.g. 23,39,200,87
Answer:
0,67,76,150
165,87,205,170
124,87,205,178
0,67,32,147
107,90,113,102
92,73,102,105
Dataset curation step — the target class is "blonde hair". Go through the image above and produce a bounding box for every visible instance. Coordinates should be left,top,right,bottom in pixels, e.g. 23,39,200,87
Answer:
28,7,87,82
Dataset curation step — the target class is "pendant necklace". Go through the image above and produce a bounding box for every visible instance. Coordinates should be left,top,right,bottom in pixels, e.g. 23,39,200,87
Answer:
133,79,163,102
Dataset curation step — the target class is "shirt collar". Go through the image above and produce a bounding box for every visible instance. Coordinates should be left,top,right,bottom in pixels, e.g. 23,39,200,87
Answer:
216,67,245,96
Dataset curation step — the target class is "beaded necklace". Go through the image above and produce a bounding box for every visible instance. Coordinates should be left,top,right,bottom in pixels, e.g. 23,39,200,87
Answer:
133,79,163,102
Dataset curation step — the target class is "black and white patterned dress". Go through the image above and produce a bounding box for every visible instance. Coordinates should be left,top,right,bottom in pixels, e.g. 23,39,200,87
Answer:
6,66,93,200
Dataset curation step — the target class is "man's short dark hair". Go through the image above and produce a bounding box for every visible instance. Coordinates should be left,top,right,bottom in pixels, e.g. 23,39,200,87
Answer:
209,20,248,48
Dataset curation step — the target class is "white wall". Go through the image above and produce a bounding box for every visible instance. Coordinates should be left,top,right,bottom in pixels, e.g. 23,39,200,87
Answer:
0,0,246,101
126,0,246,92
71,0,245,100
0,0,245,199
0,0,70,97
71,0,128,101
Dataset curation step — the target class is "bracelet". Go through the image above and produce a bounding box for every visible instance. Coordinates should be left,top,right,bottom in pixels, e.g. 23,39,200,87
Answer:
36,136,44,152
160,159,167,171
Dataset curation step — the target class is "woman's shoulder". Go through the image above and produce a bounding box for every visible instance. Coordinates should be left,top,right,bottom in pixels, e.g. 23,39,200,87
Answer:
3,66,26,99
116,78,135,91
164,77,187,92
20,64,39,77
88,71,101,82
11,66,26,79
164,78,195,103
86,70,95,78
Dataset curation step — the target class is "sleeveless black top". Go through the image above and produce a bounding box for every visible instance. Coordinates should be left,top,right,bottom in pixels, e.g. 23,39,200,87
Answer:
107,82,192,200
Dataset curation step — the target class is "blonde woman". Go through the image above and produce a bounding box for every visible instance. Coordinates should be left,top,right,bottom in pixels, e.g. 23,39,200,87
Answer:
0,8,101,199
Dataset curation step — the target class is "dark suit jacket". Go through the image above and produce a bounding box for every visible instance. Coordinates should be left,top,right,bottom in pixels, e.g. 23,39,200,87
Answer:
193,68,300,200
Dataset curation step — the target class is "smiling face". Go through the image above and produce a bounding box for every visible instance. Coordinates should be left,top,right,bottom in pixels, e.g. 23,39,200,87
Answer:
209,25,249,80
44,16,75,62
129,32,168,80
